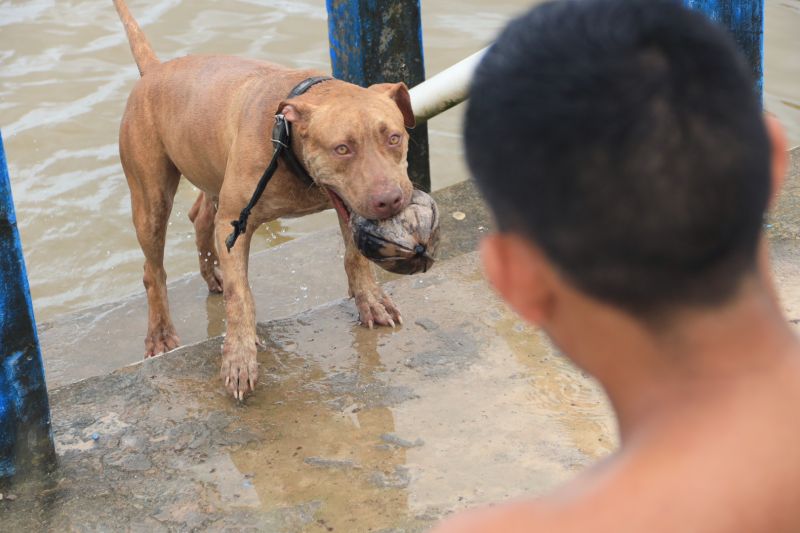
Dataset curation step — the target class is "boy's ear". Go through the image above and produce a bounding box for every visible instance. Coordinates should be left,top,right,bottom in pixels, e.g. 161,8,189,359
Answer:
765,113,788,208
480,233,555,326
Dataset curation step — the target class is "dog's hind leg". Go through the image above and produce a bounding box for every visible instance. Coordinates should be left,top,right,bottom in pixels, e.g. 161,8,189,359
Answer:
120,136,182,358
188,191,223,293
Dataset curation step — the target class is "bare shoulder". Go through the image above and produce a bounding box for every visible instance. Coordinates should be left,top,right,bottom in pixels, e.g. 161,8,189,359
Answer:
428,460,627,533
431,411,800,533
431,356,800,533
430,499,556,533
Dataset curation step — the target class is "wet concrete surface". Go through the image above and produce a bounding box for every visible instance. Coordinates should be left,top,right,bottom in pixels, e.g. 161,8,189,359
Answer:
39,180,493,389
768,144,800,239
7,149,800,531
40,147,799,389
1,252,615,532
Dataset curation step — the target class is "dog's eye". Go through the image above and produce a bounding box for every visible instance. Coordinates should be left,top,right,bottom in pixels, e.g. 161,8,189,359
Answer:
388,134,401,146
335,144,351,155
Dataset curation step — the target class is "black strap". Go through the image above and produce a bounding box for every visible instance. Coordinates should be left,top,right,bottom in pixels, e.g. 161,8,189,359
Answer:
225,115,290,251
282,76,332,186
287,76,332,98
225,76,332,252
282,121,315,187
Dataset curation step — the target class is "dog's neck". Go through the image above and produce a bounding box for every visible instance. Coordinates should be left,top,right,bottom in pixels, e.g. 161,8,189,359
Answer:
279,76,333,186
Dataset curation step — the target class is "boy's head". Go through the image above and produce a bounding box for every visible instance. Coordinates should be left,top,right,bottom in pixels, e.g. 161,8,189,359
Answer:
466,0,787,323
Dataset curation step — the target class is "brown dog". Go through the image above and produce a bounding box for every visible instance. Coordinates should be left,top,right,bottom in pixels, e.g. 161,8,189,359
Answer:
113,0,415,399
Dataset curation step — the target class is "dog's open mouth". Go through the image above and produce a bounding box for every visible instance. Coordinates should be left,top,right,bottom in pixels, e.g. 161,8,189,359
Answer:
325,187,352,225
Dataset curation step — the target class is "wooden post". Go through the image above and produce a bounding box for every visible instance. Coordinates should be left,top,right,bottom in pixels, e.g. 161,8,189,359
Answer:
0,130,55,481
326,0,431,192
684,0,764,101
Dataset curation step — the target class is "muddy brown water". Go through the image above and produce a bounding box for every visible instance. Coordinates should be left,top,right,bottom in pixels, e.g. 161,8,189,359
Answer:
1,0,799,323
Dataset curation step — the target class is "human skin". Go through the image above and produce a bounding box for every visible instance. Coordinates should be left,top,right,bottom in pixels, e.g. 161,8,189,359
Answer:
432,116,800,533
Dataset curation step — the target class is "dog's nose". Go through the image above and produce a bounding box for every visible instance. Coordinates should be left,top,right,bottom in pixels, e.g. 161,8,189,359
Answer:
371,188,404,219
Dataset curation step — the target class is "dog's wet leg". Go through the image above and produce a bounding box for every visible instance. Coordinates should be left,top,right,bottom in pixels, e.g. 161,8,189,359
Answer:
188,191,223,293
122,148,182,358
214,207,258,400
337,217,402,328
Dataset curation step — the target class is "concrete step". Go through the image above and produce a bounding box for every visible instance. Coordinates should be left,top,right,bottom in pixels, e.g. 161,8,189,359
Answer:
4,250,618,532
39,145,800,389
39,179,493,389
6,148,800,530
8,239,800,530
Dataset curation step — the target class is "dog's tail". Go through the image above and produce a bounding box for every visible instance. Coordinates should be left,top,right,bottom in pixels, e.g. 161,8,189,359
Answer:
113,0,160,76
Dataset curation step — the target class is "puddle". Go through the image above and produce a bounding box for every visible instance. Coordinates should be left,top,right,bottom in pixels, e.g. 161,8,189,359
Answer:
201,259,615,528
1,254,616,531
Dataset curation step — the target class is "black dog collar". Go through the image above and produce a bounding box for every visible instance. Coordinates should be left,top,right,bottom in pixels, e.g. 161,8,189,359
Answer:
282,76,332,187
225,76,333,252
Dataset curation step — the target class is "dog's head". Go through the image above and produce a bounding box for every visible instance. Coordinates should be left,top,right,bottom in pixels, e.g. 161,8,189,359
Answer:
278,81,416,223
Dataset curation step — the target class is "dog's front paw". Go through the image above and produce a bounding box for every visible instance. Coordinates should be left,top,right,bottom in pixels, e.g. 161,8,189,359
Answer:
145,326,180,358
354,286,402,329
220,340,259,400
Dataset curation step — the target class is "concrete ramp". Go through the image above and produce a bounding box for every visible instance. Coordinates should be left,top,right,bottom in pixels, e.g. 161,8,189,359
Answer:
38,181,493,389
6,148,800,531
2,252,616,532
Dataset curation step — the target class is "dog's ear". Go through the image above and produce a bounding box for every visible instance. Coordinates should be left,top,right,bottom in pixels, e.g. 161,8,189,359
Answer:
277,99,317,124
369,82,416,129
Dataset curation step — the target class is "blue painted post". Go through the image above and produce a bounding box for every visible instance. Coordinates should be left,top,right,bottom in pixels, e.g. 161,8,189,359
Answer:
684,0,764,101
326,0,431,192
0,130,56,481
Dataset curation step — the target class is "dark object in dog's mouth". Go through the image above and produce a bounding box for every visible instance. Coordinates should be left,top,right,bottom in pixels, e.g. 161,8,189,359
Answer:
348,189,440,275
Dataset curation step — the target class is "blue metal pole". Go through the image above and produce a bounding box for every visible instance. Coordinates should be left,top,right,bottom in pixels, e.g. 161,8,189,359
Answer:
684,0,764,101
0,130,55,480
326,0,431,192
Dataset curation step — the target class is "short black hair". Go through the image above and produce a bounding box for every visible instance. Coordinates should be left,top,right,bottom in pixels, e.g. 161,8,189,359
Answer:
465,0,770,318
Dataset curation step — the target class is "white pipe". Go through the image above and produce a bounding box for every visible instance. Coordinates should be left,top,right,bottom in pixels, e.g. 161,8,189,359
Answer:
409,47,488,124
